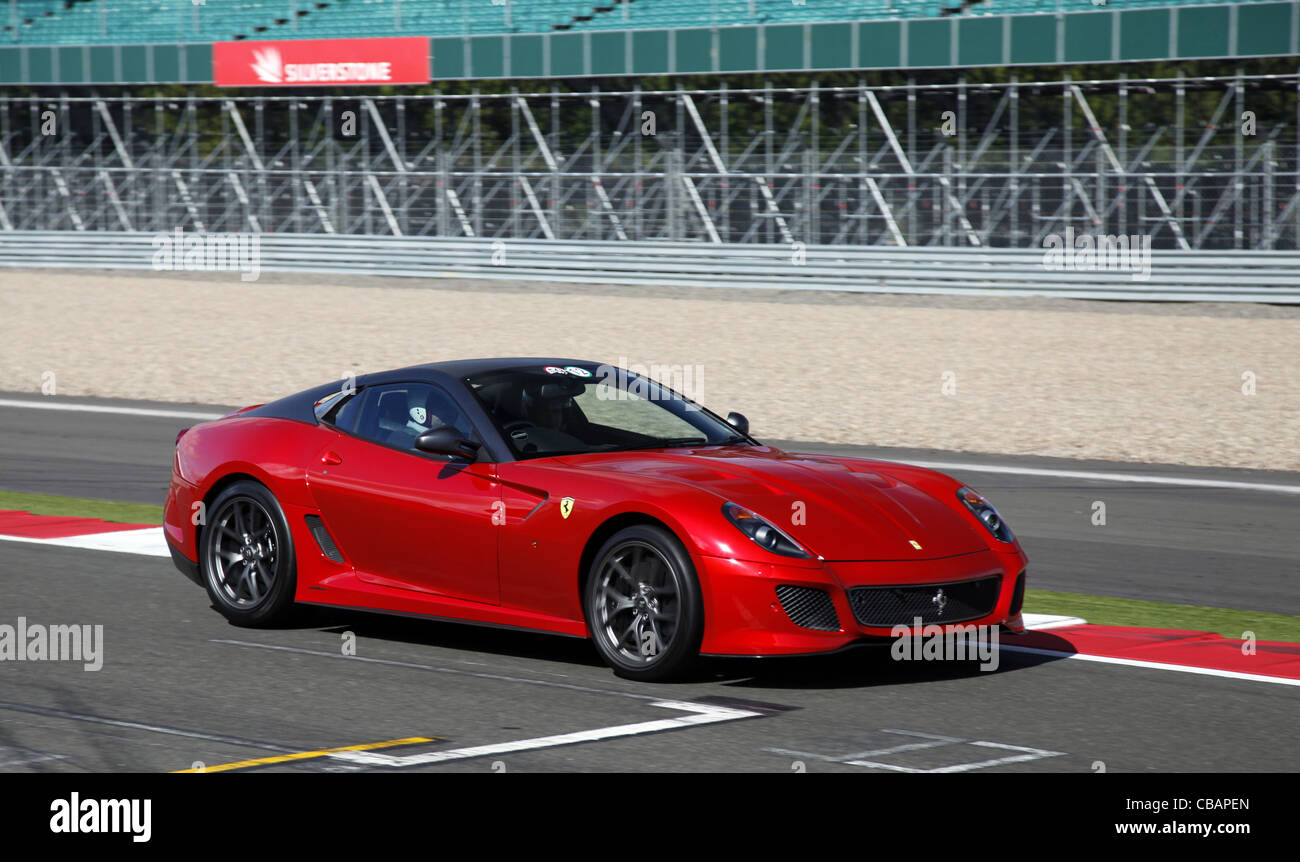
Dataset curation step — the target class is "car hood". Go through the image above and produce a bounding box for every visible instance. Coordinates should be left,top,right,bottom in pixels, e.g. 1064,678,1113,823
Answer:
562,446,987,561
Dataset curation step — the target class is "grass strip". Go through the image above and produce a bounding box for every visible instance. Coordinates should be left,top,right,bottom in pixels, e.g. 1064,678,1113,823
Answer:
0,490,163,526
1025,589,1300,643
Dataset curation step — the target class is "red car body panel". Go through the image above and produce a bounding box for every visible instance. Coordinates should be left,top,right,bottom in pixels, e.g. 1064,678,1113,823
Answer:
166,366,1029,657
304,430,502,605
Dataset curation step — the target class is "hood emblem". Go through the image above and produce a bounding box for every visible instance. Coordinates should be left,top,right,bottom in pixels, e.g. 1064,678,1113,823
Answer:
931,588,948,616
559,497,575,519
909,539,923,550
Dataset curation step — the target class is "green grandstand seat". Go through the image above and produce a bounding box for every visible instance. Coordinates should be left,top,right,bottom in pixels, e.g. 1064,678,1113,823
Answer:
1,0,1280,44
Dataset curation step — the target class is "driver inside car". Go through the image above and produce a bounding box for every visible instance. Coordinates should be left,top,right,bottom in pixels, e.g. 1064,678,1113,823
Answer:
521,381,587,433
506,379,589,453
388,387,469,448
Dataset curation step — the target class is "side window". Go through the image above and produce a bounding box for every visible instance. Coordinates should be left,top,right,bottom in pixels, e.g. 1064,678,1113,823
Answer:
352,383,474,452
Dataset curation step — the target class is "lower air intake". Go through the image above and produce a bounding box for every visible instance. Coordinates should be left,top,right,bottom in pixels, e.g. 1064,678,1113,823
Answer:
775,585,840,632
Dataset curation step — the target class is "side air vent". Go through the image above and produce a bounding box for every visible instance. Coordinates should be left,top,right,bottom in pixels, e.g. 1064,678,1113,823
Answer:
775,585,840,632
304,515,344,563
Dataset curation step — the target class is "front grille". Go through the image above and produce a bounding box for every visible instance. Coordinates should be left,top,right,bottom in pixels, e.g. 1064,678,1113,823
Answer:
848,575,1001,627
775,585,840,632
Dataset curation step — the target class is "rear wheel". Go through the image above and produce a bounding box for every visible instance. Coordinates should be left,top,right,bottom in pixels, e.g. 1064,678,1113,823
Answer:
201,480,297,627
584,525,704,682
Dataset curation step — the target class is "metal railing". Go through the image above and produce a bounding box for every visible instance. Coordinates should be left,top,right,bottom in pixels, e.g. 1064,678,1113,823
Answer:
2,231,1297,302
3,78,1299,250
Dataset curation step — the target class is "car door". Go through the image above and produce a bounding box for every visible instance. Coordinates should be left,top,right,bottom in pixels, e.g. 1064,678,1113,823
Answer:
306,381,501,605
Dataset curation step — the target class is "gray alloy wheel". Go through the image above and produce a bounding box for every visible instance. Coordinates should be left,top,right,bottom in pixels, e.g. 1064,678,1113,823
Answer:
207,495,280,609
585,525,704,681
200,480,297,626
594,540,683,666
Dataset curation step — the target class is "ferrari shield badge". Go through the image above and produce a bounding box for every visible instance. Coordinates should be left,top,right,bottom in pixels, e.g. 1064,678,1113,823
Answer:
560,497,575,519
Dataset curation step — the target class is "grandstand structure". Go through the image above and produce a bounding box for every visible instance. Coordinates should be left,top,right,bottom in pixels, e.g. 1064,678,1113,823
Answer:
0,0,1297,251
4,0,1298,78
4,0,1300,50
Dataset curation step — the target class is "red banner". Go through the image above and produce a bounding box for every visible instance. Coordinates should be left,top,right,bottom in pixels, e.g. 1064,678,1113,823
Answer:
213,37,429,87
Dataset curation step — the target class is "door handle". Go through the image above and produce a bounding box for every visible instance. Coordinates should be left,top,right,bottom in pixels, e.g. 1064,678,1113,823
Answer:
321,450,343,466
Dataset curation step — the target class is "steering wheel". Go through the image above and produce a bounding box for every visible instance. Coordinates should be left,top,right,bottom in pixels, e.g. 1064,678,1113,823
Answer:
502,420,536,435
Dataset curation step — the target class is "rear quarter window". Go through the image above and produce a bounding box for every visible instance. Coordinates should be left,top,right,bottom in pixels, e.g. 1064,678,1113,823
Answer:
316,391,361,433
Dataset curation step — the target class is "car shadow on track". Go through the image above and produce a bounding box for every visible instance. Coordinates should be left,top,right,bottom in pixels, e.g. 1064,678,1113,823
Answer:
262,604,1074,689
285,605,608,669
704,643,1070,690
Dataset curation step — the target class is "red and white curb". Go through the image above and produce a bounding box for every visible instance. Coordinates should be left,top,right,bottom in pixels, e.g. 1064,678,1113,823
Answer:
2,510,1296,685
1002,623,1300,687
0,510,166,557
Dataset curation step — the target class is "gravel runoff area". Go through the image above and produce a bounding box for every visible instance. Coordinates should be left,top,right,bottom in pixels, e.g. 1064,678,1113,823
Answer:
1,267,1298,471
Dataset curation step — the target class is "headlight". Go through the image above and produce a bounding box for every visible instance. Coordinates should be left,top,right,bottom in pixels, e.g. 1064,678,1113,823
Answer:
957,487,1014,543
722,502,810,558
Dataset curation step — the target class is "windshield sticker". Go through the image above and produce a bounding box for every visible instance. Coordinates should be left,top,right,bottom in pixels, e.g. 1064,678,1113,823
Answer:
563,366,593,377
544,366,567,375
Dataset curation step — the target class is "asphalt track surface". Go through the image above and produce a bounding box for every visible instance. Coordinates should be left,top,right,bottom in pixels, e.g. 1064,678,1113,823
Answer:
0,392,1297,772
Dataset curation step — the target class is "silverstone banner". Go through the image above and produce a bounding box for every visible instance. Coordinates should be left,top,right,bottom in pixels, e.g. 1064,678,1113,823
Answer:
213,37,429,87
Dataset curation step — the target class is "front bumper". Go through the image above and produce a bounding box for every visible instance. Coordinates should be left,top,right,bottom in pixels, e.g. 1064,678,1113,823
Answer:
163,474,203,587
696,549,1027,656
168,538,202,587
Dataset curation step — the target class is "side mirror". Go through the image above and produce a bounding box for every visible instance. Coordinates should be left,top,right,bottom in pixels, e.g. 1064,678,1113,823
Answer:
414,428,481,461
725,412,749,436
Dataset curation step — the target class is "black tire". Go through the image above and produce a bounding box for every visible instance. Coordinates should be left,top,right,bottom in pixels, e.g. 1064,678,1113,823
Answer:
584,525,704,682
200,480,297,627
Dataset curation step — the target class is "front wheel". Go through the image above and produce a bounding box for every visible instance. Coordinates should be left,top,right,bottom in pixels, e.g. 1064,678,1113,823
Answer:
584,525,704,682
200,480,297,627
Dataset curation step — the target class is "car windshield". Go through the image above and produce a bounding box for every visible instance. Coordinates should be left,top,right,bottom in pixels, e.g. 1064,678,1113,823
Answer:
466,365,750,459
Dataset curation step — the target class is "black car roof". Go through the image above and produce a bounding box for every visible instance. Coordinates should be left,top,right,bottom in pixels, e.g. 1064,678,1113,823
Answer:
410,357,603,379
240,358,603,425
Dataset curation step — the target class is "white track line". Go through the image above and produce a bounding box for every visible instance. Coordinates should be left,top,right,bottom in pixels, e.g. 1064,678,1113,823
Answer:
1023,613,1087,630
0,528,167,557
907,459,1300,496
847,750,1064,773
213,639,659,702
771,730,1065,773
0,398,223,421
2,397,1297,494
0,750,69,768
327,700,761,768
1000,644,1300,687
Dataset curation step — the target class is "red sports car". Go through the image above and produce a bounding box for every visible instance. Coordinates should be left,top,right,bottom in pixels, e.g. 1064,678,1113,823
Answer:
165,358,1028,680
